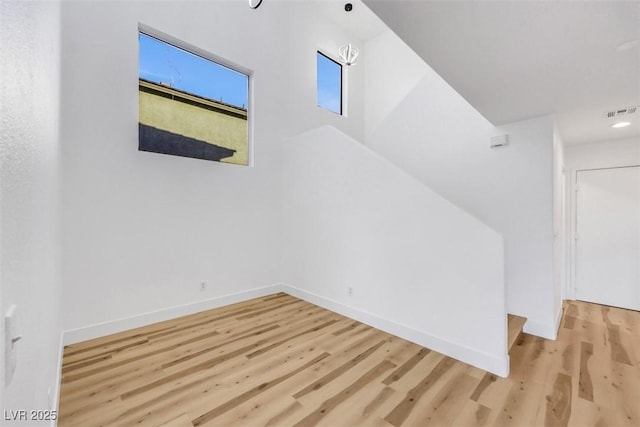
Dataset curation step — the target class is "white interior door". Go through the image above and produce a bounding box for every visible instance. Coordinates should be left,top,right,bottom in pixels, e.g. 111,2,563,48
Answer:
576,166,640,311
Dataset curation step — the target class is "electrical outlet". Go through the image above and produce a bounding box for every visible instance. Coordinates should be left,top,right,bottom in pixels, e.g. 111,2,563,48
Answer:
200,281,207,291
348,287,353,297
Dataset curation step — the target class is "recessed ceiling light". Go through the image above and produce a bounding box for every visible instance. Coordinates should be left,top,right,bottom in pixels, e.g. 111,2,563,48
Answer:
611,121,631,128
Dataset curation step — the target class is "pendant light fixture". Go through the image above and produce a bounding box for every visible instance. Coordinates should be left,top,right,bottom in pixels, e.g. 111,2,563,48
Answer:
338,3,359,66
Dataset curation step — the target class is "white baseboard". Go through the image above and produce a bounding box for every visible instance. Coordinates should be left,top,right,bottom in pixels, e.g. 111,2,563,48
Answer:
523,308,563,340
51,330,64,427
553,305,564,337
60,283,509,378
62,284,285,345
282,285,509,378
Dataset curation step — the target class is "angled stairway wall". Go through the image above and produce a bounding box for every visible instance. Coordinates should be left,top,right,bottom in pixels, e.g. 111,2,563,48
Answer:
363,30,560,340
282,125,508,376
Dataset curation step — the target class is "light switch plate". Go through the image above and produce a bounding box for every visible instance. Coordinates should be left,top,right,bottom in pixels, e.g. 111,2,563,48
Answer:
5,305,18,387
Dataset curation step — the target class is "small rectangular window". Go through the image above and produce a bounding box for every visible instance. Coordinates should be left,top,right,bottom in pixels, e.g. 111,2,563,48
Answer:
139,31,250,165
316,51,342,115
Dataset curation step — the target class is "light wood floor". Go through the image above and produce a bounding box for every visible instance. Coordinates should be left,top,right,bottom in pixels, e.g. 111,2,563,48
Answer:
59,294,640,426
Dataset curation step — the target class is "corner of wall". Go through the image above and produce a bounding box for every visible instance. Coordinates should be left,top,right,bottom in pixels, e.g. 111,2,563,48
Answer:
282,284,509,377
523,312,562,341
1,0,63,414
51,330,65,424
62,284,286,345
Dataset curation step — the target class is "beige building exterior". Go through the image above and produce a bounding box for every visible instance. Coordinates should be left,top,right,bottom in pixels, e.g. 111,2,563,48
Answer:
139,79,248,165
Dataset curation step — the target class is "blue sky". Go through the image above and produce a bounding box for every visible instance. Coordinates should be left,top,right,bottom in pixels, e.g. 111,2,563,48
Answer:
139,33,248,109
317,52,342,115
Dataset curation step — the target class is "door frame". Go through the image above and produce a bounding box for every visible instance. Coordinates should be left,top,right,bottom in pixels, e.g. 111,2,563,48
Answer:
569,164,640,301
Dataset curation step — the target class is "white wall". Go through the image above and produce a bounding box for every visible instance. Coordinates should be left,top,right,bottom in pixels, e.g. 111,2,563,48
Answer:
286,2,367,142
364,30,427,140
364,31,559,339
0,0,62,416
565,137,640,299
282,126,508,376
58,1,367,336
565,137,640,171
552,126,566,326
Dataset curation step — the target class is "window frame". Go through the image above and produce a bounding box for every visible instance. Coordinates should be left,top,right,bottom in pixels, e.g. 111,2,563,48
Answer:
138,24,254,166
316,50,344,116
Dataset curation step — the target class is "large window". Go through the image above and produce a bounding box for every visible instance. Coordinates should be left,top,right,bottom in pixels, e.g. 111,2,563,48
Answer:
138,31,250,165
316,51,343,115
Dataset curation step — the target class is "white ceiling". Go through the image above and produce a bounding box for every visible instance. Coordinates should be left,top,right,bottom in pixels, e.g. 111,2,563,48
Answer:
320,0,387,42
363,0,640,145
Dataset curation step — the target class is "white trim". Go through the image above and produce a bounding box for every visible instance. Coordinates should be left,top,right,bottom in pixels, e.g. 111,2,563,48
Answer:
315,49,346,117
568,161,640,302
61,283,509,377
283,284,509,378
137,23,255,168
51,331,64,427
523,310,562,340
341,54,349,118
63,285,284,345
567,167,579,301
138,24,253,77
554,305,564,335
559,166,568,301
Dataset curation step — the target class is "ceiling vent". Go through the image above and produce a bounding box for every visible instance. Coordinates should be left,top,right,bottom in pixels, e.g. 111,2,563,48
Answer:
603,106,638,118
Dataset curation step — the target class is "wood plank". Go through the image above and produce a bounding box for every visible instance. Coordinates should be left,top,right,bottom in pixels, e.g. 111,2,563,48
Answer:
384,356,456,426
455,400,492,426
292,339,387,398
292,360,395,427
104,334,337,426
508,313,527,353
156,413,194,427
382,347,430,385
578,341,594,402
497,380,545,426
469,371,497,402
317,382,397,426
403,371,477,426
192,352,330,426
545,372,573,427
58,296,640,427
264,401,304,427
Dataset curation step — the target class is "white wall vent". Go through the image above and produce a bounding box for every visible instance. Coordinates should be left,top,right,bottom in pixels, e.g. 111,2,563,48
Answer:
490,134,509,148
603,106,638,118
